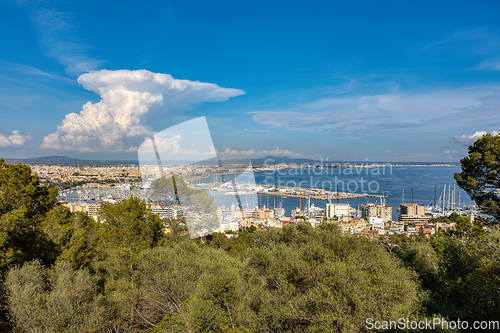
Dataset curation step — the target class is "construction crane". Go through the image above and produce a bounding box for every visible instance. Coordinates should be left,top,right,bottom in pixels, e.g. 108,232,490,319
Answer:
150,136,182,211
170,171,181,207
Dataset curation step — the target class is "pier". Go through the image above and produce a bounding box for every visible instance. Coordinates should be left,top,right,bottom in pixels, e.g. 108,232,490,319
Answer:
255,184,386,200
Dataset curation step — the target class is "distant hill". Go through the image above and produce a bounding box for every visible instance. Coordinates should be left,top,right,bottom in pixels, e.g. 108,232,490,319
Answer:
4,155,320,167
250,156,320,166
3,155,458,167
3,156,139,166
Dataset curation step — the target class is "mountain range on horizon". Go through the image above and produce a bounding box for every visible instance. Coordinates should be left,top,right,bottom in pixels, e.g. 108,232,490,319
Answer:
2,155,459,167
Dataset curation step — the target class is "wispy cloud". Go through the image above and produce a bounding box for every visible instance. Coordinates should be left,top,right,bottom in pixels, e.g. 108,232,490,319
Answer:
250,88,488,133
475,57,500,71
0,130,31,147
42,69,244,153
446,90,500,126
217,147,302,158
16,1,103,76
426,28,500,54
0,60,75,83
251,111,388,132
425,28,500,73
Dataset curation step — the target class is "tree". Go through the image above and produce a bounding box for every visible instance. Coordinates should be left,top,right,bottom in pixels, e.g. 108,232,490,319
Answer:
455,133,500,221
0,159,59,271
241,223,419,332
150,176,219,238
41,206,100,270
5,260,107,333
97,196,164,266
95,196,165,327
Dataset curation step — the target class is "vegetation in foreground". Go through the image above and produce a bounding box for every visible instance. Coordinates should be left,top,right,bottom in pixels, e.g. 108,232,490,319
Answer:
1,153,499,332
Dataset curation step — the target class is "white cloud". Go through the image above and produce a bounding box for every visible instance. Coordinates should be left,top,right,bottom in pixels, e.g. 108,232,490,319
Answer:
249,84,500,139
250,88,496,134
42,69,245,153
218,147,302,158
141,135,215,156
16,2,102,76
0,61,74,83
453,130,499,146
0,130,31,147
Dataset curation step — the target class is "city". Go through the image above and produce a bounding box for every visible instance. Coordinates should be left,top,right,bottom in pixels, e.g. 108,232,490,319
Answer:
1,0,499,331
27,161,482,239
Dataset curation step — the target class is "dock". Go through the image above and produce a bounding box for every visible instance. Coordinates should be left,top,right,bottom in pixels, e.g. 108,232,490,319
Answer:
255,184,386,200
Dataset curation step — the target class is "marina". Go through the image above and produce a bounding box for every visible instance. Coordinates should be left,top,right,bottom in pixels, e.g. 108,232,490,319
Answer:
255,184,386,200
56,166,476,221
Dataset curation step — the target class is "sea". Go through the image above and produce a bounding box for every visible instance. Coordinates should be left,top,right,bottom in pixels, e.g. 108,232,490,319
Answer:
61,165,473,221
249,165,473,220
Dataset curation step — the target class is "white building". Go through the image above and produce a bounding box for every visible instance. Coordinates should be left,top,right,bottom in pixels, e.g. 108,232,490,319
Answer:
167,205,183,219
367,216,384,229
326,203,350,219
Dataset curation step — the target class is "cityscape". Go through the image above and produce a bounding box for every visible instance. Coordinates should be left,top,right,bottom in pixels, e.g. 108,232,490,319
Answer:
1,0,499,331
25,159,480,239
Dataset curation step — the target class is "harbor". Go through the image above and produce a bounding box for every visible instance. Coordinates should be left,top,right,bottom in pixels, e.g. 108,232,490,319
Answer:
254,184,386,200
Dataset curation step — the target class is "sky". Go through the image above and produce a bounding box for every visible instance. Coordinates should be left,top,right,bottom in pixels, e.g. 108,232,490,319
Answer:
1,0,500,162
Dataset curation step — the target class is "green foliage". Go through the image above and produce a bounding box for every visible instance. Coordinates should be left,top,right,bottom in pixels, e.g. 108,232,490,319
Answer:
5,260,107,333
430,213,485,239
107,224,419,332
2,165,499,331
243,223,418,332
151,176,220,235
395,242,439,290
97,196,164,263
42,206,100,269
93,196,165,329
186,248,253,332
0,160,59,271
387,222,500,323
136,242,203,331
455,133,500,221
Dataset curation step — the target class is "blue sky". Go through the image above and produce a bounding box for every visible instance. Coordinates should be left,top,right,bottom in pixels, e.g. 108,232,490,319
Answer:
1,0,500,162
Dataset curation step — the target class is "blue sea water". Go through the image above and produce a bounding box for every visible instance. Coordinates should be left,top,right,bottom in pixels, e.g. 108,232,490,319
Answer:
61,166,473,221
251,166,473,220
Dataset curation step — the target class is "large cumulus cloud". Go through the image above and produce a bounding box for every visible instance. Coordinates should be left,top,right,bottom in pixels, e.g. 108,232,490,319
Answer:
42,69,244,152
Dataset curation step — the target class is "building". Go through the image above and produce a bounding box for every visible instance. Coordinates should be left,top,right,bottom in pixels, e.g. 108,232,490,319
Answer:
167,204,183,219
367,216,384,229
61,201,87,213
367,216,384,224
292,208,305,219
149,203,168,218
325,203,350,219
87,203,102,218
251,208,274,219
361,203,392,222
400,203,425,217
267,218,283,228
398,215,430,224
